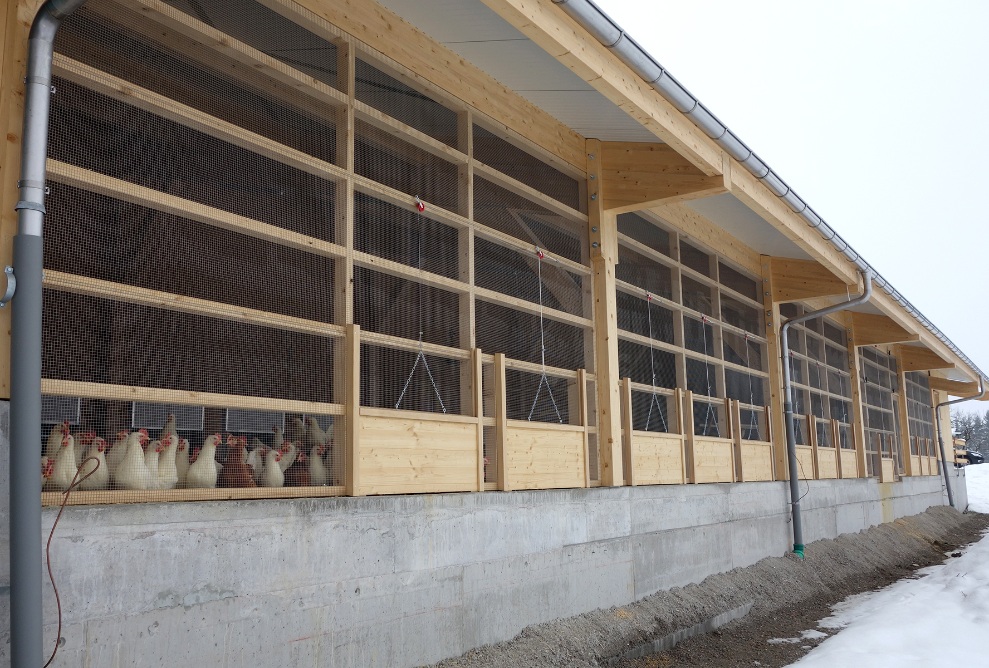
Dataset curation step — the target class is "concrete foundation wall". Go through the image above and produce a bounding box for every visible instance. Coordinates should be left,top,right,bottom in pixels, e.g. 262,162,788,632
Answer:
0,400,964,667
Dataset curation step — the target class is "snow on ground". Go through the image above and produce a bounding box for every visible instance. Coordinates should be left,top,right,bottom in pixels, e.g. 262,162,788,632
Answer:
783,464,989,667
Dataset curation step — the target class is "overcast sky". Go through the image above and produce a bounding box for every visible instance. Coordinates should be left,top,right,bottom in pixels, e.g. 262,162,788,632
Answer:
602,0,989,411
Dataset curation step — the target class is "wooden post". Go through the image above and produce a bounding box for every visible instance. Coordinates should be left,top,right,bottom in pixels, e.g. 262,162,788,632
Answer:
676,388,687,483
344,324,361,496
587,139,624,486
577,368,590,488
683,390,696,483
472,348,484,492
731,399,743,482
844,315,868,478
0,0,44,398
620,377,635,486
808,415,820,480
458,110,477,416
832,418,843,478
494,352,509,491
892,351,915,477
760,256,788,481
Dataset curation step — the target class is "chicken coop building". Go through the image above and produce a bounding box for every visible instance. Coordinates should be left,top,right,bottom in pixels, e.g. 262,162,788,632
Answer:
0,0,984,665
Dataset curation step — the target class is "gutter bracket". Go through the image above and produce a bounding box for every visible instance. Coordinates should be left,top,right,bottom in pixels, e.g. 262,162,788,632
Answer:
0,266,15,307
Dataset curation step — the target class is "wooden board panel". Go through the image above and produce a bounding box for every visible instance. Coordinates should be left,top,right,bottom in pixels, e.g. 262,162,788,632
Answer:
739,442,774,482
692,437,735,484
910,455,923,477
630,432,685,485
359,414,479,495
840,449,859,478
816,447,839,479
769,257,850,302
504,422,586,490
880,457,896,483
795,445,815,480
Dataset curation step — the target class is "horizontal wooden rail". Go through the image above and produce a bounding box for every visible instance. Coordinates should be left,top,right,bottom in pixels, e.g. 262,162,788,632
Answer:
42,485,346,507
359,406,478,424
616,328,769,379
48,160,348,261
354,100,467,165
473,160,586,223
41,379,344,415
505,419,586,433
44,271,344,339
360,330,472,361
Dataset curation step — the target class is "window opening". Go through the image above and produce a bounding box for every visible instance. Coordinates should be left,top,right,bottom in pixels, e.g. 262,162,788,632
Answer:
395,196,447,413
528,248,563,423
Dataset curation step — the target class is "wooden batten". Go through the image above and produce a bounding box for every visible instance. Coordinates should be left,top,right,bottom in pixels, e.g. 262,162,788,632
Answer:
848,312,919,347
600,141,725,213
344,324,361,496
768,257,852,302
493,353,509,491
682,390,696,483
620,378,636,486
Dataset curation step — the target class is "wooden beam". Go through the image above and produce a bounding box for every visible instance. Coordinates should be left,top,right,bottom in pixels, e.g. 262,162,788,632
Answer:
769,257,851,302
760,256,788,480
927,377,978,396
478,0,723,176
600,141,725,213
894,345,954,372
262,0,586,170
40,379,343,415
587,139,624,487
845,320,868,478
344,324,361,496
848,312,920,347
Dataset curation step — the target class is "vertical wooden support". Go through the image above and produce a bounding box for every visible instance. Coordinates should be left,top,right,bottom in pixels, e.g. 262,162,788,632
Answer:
675,388,687,482
587,139,624,486
730,399,743,482
333,39,355,330
0,0,42,397
760,256,787,480
764,404,777,479
344,324,361,496
832,418,843,478
458,110,476,414
808,415,820,479
471,348,484,491
844,315,868,478
683,390,696,483
494,352,509,491
577,368,590,488
620,378,635,486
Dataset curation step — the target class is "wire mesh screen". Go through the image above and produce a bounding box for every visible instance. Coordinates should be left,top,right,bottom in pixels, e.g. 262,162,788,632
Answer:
692,397,724,438
617,212,672,256
473,124,581,211
616,290,674,342
504,369,571,424
618,340,677,391
355,193,460,278
483,425,498,485
360,344,462,415
356,58,460,148
628,388,676,433
905,372,935,443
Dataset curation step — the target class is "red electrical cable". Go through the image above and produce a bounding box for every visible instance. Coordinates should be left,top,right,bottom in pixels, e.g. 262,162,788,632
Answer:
43,456,99,668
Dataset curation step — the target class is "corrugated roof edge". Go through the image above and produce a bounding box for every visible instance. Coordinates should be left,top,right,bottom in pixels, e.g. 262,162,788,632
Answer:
552,0,986,384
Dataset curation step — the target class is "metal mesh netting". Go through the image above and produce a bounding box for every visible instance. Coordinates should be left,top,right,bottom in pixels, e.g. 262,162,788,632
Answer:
905,371,935,449
860,347,900,475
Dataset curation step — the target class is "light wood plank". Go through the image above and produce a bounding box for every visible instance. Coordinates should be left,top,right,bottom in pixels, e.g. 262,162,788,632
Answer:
692,437,735,484
769,257,851,302
42,485,346,507
927,377,978,396
494,353,508,491
44,271,344,339
895,345,954,372
738,441,775,482
840,448,859,479
631,432,685,485
47,160,347,261
344,324,361,496
601,141,725,213
849,312,919,347
41,379,342,415
794,445,815,480
503,424,586,490
621,378,636,486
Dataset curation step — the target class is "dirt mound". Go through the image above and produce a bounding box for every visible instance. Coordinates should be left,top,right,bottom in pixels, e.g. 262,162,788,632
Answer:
428,506,989,668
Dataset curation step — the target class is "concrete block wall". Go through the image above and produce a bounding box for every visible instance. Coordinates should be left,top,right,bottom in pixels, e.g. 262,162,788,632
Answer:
0,400,963,667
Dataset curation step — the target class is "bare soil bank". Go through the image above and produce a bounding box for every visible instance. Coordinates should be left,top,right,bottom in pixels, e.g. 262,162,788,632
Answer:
428,506,989,668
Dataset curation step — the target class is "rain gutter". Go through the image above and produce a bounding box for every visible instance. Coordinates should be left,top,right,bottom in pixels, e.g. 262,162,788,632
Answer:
551,0,986,384
9,0,88,665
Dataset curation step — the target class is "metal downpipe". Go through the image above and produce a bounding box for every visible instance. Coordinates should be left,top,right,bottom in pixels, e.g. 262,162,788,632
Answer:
779,269,873,558
10,0,87,665
934,375,985,508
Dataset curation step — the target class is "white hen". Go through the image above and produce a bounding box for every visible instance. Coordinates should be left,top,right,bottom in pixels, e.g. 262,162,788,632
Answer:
113,431,152,490
50,434,78,492
186,434,221,489
78,437,109,491
157,434,179,490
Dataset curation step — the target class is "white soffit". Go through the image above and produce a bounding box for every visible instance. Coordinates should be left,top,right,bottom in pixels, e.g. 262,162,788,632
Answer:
375,0,659,143
686,194,810,261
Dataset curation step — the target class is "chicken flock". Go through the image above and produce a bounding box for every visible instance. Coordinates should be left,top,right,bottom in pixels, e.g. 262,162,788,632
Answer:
40,415,338,492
